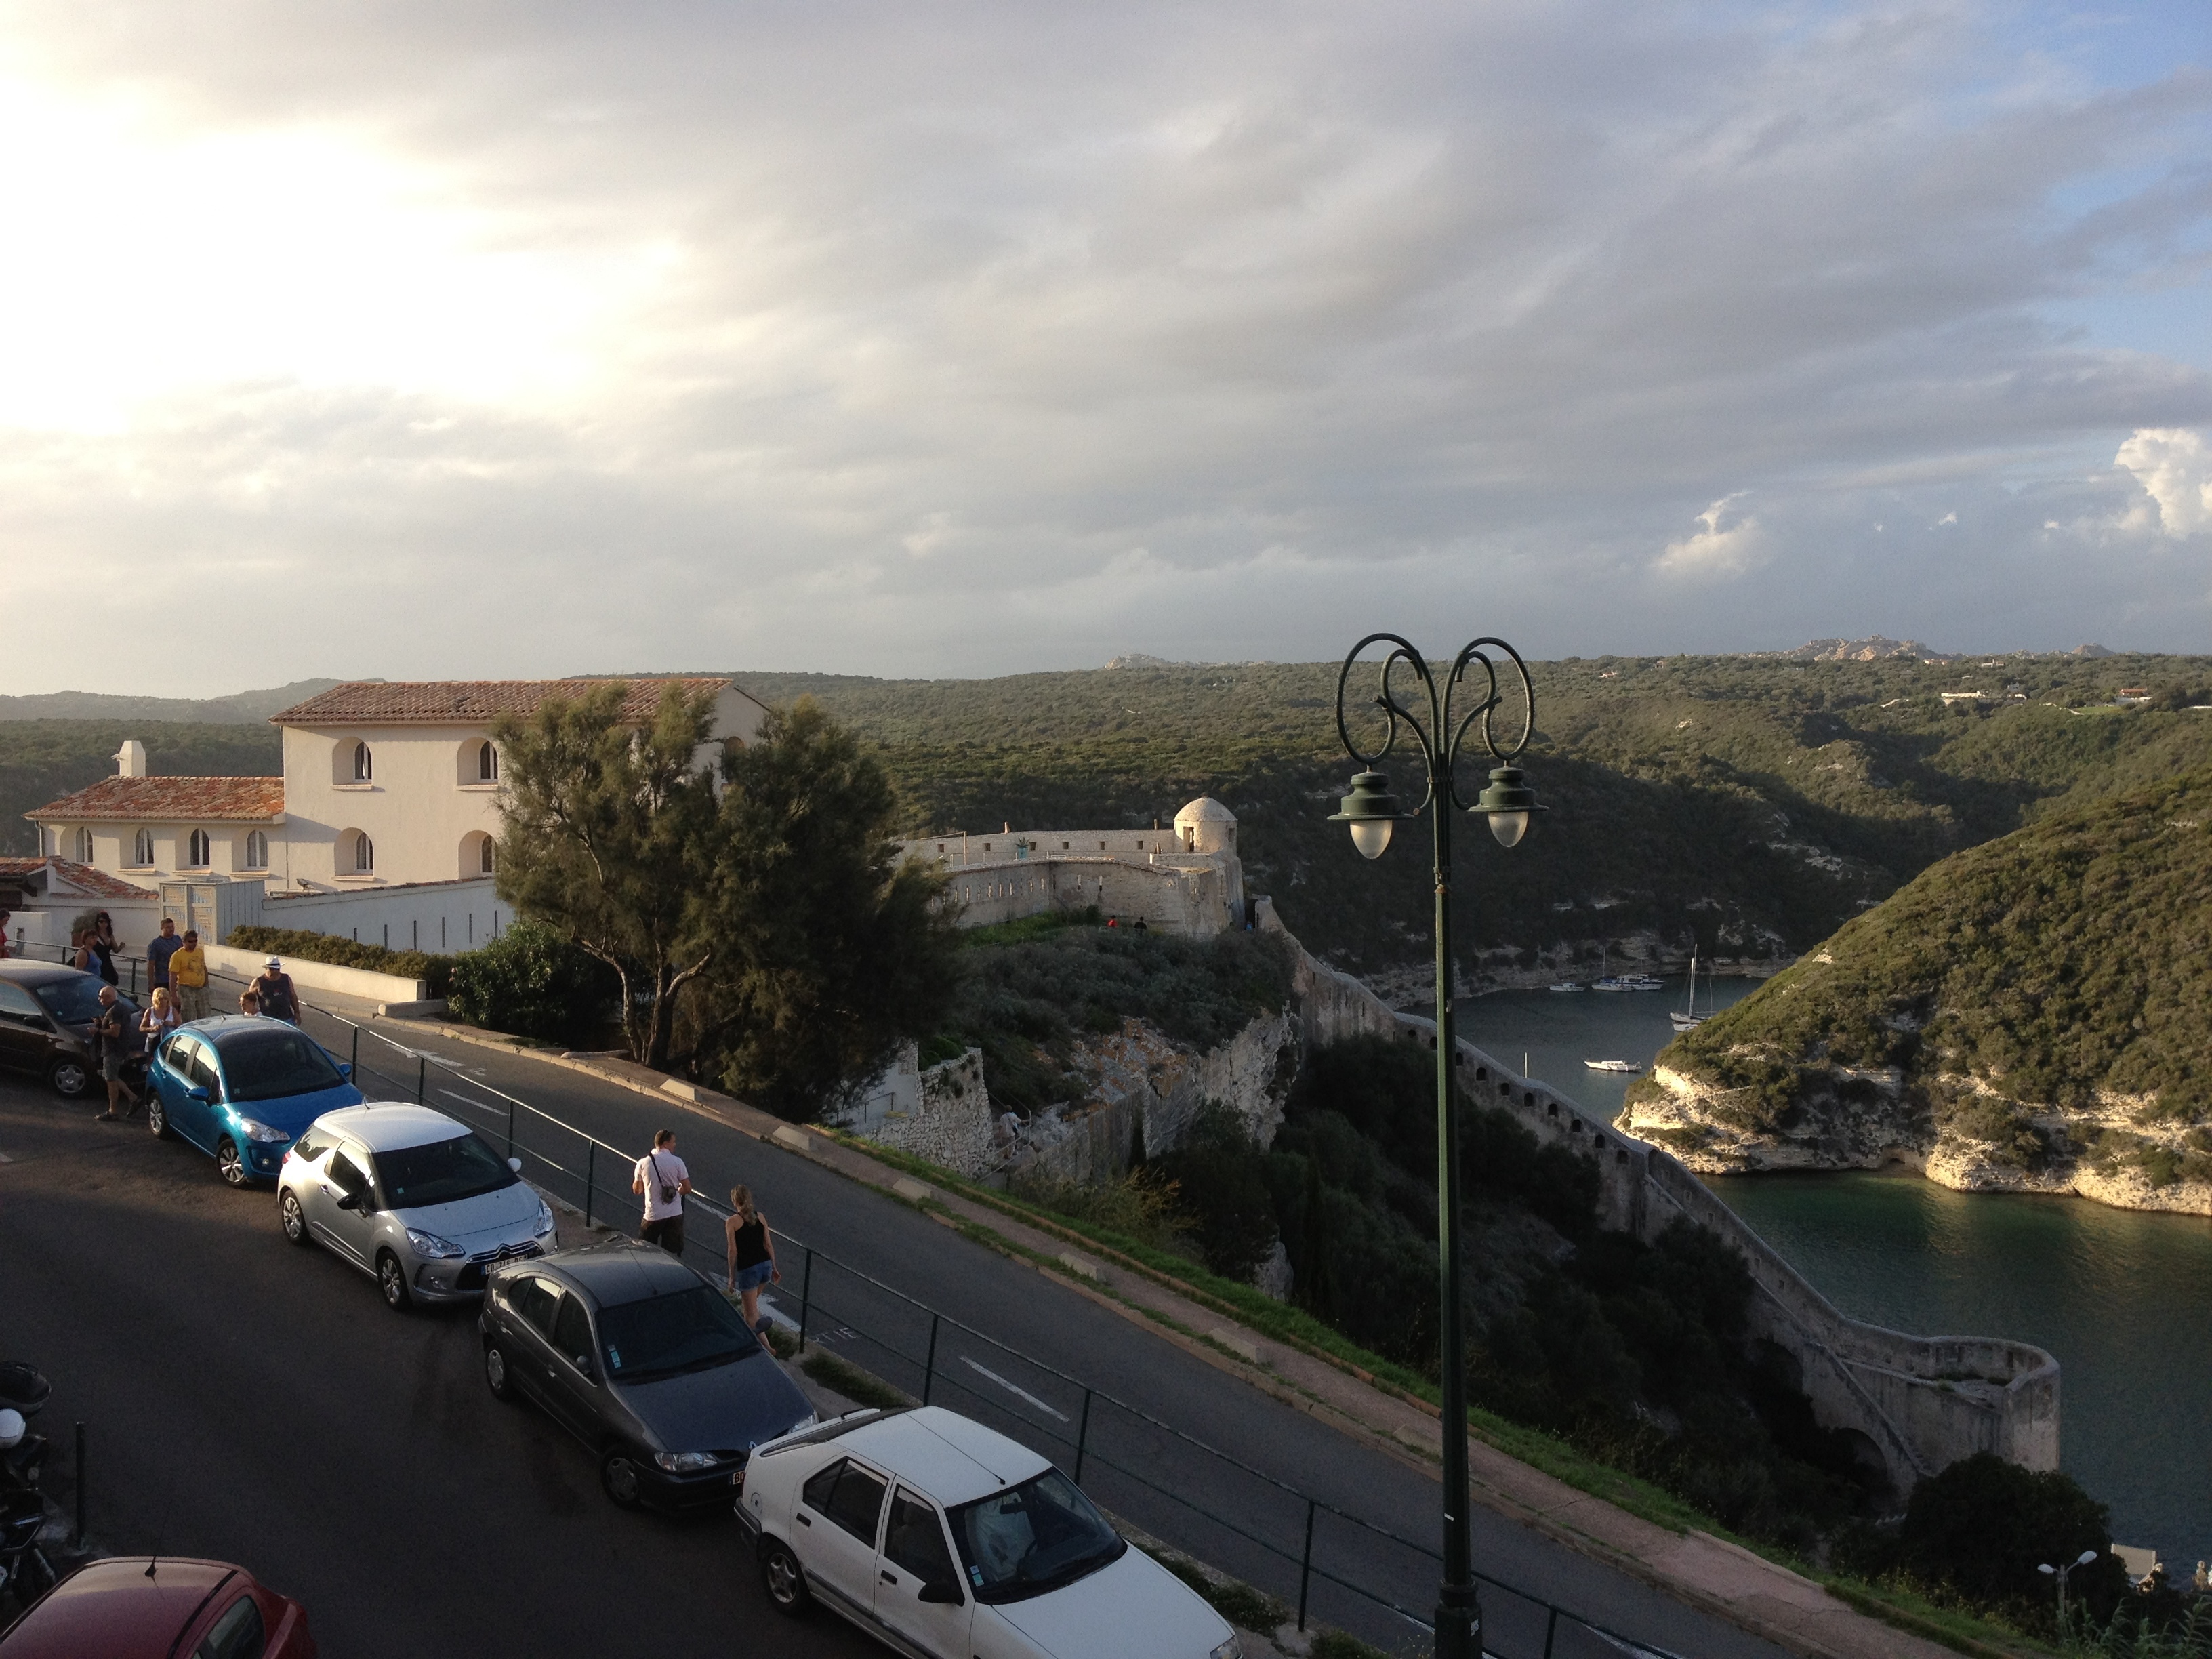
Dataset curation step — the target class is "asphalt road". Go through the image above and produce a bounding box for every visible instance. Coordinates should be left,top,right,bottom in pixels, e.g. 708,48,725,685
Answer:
0,1078,880,1659
310,1008,1790,1659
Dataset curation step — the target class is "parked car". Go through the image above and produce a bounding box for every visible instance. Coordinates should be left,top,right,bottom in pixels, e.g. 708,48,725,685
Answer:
145,1017,363,1185
0,962,140,1101
278,1103,556,1311
479,1238,815,1511
739,1405,1240,1659
0,1556,316,1658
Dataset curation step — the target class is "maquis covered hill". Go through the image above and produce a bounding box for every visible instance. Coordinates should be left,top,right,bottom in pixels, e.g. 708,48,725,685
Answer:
1620,769,2212,1214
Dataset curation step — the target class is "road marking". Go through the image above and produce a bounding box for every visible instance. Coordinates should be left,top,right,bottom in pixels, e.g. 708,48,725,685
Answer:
960,1357,1068,1421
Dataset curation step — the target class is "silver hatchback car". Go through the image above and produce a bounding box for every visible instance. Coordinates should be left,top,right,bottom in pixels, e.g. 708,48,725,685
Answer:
276,1103,557,1310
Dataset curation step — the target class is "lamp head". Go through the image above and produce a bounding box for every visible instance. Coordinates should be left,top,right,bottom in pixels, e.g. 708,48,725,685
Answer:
1328,770,1406,860
1474,764,1543,848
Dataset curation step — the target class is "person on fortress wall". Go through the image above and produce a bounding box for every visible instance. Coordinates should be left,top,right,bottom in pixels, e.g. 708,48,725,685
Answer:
1132,916,1148,932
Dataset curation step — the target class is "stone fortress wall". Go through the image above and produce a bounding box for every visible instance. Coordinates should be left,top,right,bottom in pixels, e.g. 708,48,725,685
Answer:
1266,899,2060,1495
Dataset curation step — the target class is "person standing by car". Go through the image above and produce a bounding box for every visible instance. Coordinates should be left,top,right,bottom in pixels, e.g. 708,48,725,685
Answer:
91,986,140,1122
632,1129,691,1255
0,909,12,960
145,917,182,1000
138,987,180,1060
237,989,262,1017
170,930,209,1023
250,958,298,1024
75,920,120,987
724,1185,780,1333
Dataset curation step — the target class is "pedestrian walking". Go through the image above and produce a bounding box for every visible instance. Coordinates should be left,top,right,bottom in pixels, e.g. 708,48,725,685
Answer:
0,909,12,960
90,986,140,1122
145,918,183,998
170,930,209,1023
724,1185,781,1333
632,1130,691,1255
138,987,180,1059
249,958,298,1024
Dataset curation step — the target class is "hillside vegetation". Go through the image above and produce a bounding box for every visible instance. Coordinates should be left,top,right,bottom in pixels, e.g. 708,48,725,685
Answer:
0,722,283,857
1622,767,2212,1210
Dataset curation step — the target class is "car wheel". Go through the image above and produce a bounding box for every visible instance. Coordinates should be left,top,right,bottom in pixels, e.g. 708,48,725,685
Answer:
145,1094,171,1139
279,1191,312,1247
483,1340,517,1402
47,1057,89,1100
377,1250,413,1312
761,1539,810,1615
600,1448,645,1510
216,1138,247,1187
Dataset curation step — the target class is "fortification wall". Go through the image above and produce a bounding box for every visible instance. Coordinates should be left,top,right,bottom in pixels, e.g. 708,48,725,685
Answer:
1257,901,2058,1493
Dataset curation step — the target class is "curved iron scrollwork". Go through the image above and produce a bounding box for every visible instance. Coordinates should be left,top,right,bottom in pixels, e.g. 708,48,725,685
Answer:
1334,632,1536,815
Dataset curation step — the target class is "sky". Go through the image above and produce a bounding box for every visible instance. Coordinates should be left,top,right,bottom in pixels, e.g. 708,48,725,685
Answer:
1,1,2209,696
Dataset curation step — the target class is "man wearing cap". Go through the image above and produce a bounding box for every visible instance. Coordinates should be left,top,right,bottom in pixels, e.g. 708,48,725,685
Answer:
249,958,299,1025
171,930,209,1022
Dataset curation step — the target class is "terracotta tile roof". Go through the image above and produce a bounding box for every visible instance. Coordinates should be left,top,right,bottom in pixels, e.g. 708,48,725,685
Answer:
0,857,159,901
270,678,733,727
25,776,285,822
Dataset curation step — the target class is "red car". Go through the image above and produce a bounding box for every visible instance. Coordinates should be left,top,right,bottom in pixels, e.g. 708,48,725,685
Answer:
0,1557,315,1658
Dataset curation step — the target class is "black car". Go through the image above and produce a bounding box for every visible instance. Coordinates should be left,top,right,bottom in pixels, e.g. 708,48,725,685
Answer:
479,1239,816,1511
0,961,142,1100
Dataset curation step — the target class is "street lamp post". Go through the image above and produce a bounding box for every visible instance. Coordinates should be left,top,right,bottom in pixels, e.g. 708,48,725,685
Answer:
2038,1549,2101,1633
1327,633,1542,1659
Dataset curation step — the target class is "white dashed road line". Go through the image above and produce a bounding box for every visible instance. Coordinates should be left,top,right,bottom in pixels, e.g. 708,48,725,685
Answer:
960,1357,1068,1421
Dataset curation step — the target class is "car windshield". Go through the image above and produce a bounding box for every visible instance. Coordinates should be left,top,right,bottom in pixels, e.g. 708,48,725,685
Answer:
32,977,112,1026
373,1131,516,1209
596,1285,758,1383
949,1469,1125,1602
218,1027,346,1102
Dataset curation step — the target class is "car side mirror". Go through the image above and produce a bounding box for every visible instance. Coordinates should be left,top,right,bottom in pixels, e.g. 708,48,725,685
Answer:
507,1158,523,1174
571,1355,594,1380
186,1085,210,1102
338,1063,353,1078
334,1192,361,1212
918,1582,964,1606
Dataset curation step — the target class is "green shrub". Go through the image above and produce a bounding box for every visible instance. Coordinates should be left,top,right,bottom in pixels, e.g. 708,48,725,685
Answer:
1150,1102,1280,1282
1011,1168,1187,1254
226,924,455,997
445,921,619,1044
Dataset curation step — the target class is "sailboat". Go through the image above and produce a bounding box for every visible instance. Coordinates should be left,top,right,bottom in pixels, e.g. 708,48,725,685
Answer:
1671,951,1706,1031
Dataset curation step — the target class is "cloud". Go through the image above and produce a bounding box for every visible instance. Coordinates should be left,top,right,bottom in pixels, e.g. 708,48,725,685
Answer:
1656,493,1764,579
0,2,2207,691
2115,428,2212,537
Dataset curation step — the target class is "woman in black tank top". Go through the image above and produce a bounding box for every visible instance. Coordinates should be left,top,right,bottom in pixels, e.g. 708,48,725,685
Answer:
724,1185,781,1334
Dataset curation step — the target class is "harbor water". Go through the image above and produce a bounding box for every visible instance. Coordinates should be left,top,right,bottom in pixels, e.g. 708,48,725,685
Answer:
1457,978,2212,1566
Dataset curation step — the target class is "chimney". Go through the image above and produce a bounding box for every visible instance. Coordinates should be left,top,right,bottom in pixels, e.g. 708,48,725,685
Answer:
115,740,147,778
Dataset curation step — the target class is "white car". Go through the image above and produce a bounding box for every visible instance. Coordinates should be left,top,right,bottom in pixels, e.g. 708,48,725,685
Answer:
738,1405,1240,1659
276,1103,557,1309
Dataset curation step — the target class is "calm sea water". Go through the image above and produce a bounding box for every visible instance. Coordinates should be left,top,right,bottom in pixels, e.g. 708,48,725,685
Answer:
1456,979,2212,1566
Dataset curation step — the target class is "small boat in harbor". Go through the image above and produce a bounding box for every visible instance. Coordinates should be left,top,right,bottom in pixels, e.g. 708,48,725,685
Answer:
1593,974,1664,992
1548,981,1585,992
1671,951,1707,1031
1584,1059,1641,1073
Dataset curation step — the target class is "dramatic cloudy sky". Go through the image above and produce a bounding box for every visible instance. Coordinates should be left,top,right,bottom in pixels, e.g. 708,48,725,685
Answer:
2,1,2209,694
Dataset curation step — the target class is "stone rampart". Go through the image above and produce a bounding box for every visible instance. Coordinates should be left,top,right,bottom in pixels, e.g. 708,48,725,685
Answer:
1258,900,2059,1494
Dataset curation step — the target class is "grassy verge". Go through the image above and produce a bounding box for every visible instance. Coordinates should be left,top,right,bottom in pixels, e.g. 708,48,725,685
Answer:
834,1130,2050,1658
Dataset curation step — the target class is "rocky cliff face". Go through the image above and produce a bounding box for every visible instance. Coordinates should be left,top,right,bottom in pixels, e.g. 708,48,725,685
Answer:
1620,1061,2212,1216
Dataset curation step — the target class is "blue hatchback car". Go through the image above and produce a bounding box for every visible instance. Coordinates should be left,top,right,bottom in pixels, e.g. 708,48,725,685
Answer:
146,1017,365,1185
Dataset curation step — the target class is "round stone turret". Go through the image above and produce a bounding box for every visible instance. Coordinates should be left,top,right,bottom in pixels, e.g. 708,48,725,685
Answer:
1174,796,1237,855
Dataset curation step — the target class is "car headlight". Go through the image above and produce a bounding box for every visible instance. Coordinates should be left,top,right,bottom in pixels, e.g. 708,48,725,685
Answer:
654,1451,718,1473
534,1199,555,1237
237,1118,289,1144
405,1228,466,1259
1209,1641,1243,1659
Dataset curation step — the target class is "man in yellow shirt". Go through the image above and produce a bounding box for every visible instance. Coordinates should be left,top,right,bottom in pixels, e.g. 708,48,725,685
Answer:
171,930,209,1023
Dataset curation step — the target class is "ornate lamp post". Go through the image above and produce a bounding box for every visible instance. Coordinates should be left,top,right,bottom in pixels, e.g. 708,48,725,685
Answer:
1327,633,1542,1659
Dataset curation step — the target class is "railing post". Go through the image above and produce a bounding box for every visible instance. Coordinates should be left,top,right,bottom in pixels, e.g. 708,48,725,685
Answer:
922,1315,940,1404
583,1143,596,1229
416,1054,426,1103
1073,1389,1093,1482
797,1249,815,1352
506,1101,516,1160
1542,1605,1559,1659
350,1027,359,1077
1297,1498,1315,1631
73,1421,85,1547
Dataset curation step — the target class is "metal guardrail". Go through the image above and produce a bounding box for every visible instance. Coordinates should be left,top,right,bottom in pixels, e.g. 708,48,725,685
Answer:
15,939,1686,1657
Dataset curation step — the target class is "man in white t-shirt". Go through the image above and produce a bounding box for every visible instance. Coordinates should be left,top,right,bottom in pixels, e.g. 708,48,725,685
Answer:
632,1128,692,1255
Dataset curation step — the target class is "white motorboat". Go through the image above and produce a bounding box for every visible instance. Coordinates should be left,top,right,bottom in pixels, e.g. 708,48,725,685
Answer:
1584,1059,1641,1073
1548,982,1585,992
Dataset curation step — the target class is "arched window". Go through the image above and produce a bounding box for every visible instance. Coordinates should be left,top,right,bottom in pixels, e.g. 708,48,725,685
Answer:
480,837,495,874
352,741,373,783
354,832,375,874
186,829,211,867
73,827,93,864
478,741,499,782
132,829,155,866
243,830,268,870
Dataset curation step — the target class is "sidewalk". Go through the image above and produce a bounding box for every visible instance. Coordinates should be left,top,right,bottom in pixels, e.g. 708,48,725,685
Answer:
382,1014,1983,1659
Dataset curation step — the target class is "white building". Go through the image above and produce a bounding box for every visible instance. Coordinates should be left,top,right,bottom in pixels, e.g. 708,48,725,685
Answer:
23,678,769,948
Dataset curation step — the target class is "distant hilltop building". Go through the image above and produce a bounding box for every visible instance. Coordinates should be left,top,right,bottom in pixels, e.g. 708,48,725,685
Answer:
17,678,766,951
895,797,1246,937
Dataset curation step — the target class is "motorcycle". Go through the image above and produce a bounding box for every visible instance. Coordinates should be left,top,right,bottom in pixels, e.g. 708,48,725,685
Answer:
0,1404,58,1609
